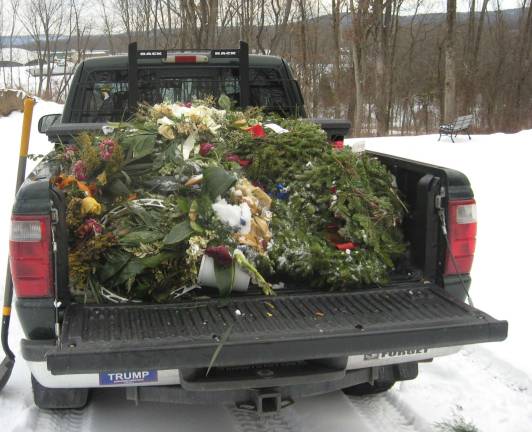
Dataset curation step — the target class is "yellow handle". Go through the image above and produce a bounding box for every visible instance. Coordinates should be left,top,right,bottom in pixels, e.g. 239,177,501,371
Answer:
19,97,36,157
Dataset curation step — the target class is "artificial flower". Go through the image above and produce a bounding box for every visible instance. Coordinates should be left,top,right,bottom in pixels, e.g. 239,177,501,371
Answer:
157,116,177,140
53,175,76,189
72,160,88,181
248,124,266,138
64,145,77,160
81,196,102,216
76,218,103,238
199,142,215,157
98,138,116,161
205,245,233,267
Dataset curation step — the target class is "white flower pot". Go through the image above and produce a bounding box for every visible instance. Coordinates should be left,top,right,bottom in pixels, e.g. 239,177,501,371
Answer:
197,255,250,292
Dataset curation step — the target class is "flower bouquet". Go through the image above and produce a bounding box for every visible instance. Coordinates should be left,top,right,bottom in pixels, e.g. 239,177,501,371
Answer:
50,97,407,303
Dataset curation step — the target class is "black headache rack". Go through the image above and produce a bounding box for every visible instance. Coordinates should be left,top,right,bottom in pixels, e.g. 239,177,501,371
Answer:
128,41,251,113
45,283,507,375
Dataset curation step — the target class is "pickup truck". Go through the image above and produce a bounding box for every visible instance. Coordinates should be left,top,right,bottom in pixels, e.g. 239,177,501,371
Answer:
10,44,507,412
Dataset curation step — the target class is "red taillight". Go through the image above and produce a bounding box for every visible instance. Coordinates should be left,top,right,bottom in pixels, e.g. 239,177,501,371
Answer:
9,215,53,298
444,199,477,275
163,54,209,64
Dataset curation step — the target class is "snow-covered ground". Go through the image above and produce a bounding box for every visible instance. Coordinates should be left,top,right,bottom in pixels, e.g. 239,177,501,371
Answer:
0,100,531,431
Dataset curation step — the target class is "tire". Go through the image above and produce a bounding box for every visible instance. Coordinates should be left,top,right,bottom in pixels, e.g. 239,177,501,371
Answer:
342,379,396,396
31,375,89,409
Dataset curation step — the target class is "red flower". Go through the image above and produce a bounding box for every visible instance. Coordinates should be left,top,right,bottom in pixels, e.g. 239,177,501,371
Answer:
199,142,215,157
332,140,344,150
248,124,266,138
205,245,233,267
225,154,252,167
335,242,359,251
76,218,103,238
226,154,239,163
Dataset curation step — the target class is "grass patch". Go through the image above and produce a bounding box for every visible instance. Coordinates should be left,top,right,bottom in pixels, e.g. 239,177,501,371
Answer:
435,415,480,432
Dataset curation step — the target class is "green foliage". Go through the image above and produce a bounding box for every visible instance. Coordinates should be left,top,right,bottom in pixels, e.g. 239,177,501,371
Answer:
123,133,157,160
225,117,407,289
202,166,237,199
59,101,407,303
226,118,328,189
213,261,235,297
435,415,481,432
163,221,194,245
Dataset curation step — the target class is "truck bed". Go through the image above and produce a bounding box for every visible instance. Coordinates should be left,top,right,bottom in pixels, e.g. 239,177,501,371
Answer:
46,282,507,375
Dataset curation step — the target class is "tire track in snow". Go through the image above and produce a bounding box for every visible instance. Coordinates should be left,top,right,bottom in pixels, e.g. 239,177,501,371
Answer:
464,346,532,394
11,407,87,432
348,393,432,432
229,405,303,432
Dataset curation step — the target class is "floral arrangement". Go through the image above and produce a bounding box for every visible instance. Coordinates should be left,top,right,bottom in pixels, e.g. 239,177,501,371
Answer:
50,97,407,303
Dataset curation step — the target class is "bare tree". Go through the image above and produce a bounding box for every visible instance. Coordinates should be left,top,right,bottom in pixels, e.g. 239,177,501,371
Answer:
443,0,456,122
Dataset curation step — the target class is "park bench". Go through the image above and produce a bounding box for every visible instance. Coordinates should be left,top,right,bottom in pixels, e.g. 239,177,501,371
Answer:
438,114,473,142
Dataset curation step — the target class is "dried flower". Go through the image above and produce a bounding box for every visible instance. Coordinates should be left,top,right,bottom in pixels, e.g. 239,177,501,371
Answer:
199,142,215,157
81,196,102,216
64,145,77,160
205,245,233,267
76,218,103,238
53,175,76,189
72,160,88,181
98,138,116,161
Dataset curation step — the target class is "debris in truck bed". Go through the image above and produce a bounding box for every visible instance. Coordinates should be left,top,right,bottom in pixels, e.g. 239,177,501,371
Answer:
50,97,406,303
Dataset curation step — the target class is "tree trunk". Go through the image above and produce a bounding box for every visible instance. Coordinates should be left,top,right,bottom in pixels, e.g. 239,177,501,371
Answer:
444,0,457,123
331,0,342,118
374,0,388,136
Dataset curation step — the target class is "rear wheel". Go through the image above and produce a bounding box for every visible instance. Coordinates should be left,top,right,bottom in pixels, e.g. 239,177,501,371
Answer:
343,379,396,396
31,375,89,409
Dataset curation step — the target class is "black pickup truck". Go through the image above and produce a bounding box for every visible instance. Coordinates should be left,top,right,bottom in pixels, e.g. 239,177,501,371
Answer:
10,45,507,412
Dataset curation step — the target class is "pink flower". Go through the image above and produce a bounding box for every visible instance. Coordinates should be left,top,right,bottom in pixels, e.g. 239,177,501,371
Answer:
64,144,77,160
248,124,266,138
205,245,233,267
72,160,87,181
184,102,192,108
98,138,116,161
199,142,215,157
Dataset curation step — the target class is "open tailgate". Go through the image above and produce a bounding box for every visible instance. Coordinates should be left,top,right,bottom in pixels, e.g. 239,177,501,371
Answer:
46,283,507,374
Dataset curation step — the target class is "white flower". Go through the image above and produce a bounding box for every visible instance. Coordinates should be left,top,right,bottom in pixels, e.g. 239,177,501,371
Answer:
157,116,175,126
170,104,192,118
